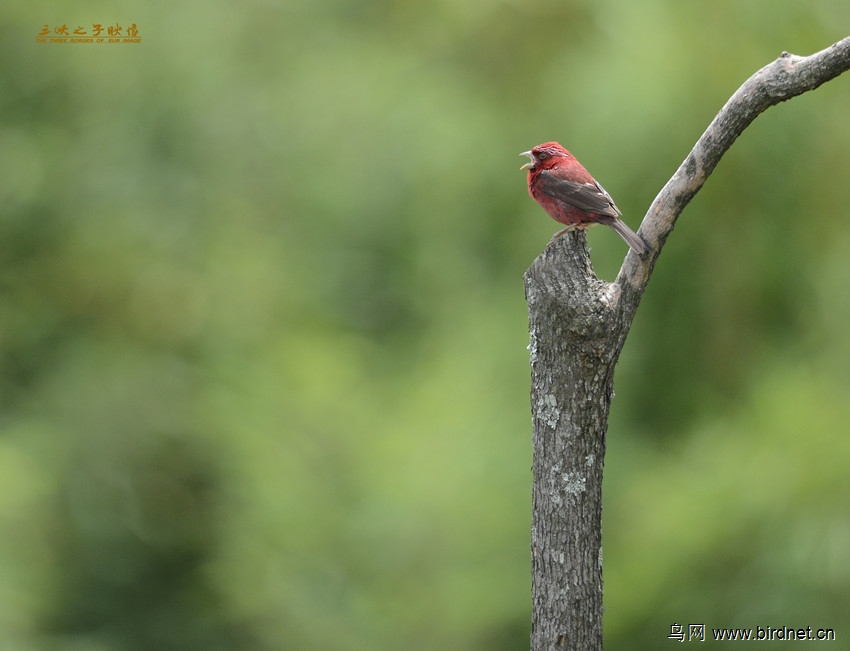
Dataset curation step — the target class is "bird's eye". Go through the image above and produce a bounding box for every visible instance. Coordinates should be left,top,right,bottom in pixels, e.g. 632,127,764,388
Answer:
537,152,549,160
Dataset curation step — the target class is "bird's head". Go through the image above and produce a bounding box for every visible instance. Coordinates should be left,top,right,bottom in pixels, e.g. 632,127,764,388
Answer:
520,142,571,171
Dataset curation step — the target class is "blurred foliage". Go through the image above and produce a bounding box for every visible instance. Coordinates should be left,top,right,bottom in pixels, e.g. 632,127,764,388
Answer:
1,0,849,649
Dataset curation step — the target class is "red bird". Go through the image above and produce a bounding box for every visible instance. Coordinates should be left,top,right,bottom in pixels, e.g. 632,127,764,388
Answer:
521,142,650,254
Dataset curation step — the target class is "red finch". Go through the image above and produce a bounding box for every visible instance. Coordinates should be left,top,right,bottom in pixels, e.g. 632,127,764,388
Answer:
521,141,650,254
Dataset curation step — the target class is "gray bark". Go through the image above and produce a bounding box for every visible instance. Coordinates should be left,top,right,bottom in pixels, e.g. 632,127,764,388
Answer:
526,36,850,651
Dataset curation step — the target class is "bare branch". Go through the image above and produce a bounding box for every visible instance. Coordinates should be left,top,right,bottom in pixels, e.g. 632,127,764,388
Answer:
526,35,850,651
617,36,850,307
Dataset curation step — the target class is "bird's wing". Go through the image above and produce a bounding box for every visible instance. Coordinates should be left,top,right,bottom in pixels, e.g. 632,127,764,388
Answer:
537,171,621,217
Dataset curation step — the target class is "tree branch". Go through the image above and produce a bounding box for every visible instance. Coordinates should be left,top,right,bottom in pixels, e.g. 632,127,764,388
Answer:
525,35,850,651
619,36,850,315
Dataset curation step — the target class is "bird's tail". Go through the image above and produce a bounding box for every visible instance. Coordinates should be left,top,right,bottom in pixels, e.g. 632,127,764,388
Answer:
605,217,651,254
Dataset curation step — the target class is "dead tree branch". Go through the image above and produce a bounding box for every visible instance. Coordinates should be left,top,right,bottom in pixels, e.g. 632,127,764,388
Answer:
525,36,850,651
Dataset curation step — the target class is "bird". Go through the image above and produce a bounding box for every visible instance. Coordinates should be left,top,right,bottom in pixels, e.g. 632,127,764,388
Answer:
520,141,650,254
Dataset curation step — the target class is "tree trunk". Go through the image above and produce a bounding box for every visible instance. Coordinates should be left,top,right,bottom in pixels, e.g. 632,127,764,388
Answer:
525,231,638,650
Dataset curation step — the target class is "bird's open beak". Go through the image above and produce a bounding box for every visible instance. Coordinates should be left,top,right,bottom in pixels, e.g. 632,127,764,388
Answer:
519,151,534,170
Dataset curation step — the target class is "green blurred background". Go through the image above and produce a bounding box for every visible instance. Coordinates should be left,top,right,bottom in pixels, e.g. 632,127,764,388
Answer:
2,1,849,649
